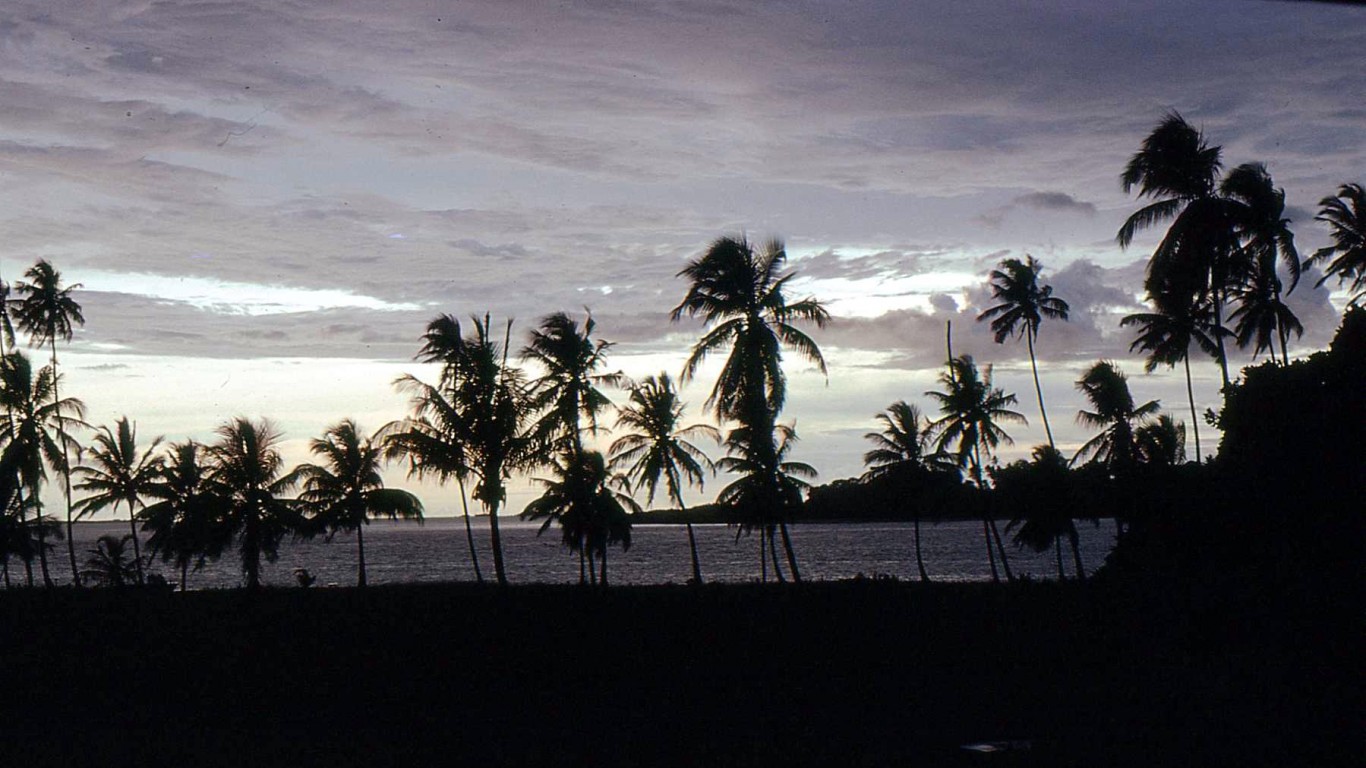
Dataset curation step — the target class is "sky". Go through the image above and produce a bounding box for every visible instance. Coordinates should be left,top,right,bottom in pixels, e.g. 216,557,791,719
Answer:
0,0,1362,518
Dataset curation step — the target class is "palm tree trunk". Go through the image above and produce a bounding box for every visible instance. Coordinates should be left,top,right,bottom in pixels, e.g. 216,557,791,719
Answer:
599,545,608,587
587,548,598,586
913,509,929,582
578,548,586,585
127,502,145,586
356,523,367,588
1069,529,1085,580
1211,290,1232,390
1028,329,1055,449
769,527,787,583
1183,354,1202,462
243,511,260,589
683,523,703,584
981,520,999,583
181,560,188,592
759,532,767,582
989,519,1013,582
1278,322,1290,367
486,499,507,586
33,486,52,588
50,340,79,587
456,478,483,584
972,446,1010,582
1054,534,1065,580
970,453,999,583
778,522,800,583
17,486,33,587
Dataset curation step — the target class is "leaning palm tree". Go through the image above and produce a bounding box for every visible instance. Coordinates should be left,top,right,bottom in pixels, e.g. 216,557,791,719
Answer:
397,315,530,586
1222,162,1303,365
522,311,622,458
296,419,424,587
977,256,1070,448
73,417,164,585
1120,293,1225,462
671,235,829,582
1228,253,1304,366
11,260,86,584
1307,182,1366,305
609,373,719,585
142,441,228,591
1073,361,1161,476
203,417,303,589
79,534,140,588
523,449,637,586
862,401,934,582
0,351,82,587
924,355,1024,583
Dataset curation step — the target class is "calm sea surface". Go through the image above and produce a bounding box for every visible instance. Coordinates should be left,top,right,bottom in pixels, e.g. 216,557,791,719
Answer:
50,517,1118,589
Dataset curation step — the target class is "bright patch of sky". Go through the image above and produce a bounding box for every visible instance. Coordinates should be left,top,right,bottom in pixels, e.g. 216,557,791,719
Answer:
74,270,422,315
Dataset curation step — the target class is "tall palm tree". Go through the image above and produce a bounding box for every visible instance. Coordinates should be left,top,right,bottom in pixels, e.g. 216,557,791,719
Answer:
73,417,164,585
1222,162,1303,365
397,315,530,586
609,373,719,585
1228,254,1304,366
862,401,935,582
142,441,228,591
1117,112,1238,389
296,419,424,587
523,449,637,586
1120,293,1225,462
0,351,83,587
1307,182,1366,305
522,311,622,458
11,260,85,584
1073,361,1161,475
204,417,303,589
671,235,829,582
925,355,1024,583
977,256,1070,448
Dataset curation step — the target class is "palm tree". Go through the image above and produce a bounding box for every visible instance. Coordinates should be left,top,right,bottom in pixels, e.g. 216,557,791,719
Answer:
1073,361,1161,475
1120,293,1225,462
715,423,816,581
609,373,719,585
397,315,530,586
142,441,228,591
523,449,637,585
11,260,86,584
1136,414,1186,466
296,419,424,587
925,355,1024,583
80,534,140,588
1228,254,1304,366
0,351,82,587
204,417,303,589
73,417,164,585
522,311,622,458
671,235,829,582
1117,112,1238,389
977,256,1070,448
1307,182,1365,305
1222,163,1303,365
862,401,935,582
1000,445,1081,580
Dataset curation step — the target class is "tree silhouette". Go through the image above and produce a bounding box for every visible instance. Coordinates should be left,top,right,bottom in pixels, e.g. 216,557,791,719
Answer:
73,417,164,585
1222,162,1303,365
862,401,937,581
609,373,718,584
1120,293,1224,462
142,441,228,591
1073,361,1161,475
925,355,1024,583
715,423,816,580
204,417,303,589
672,235,829,582
523,449,636,585
0,351,82,587
997,445,1081,580
1307,182,1365,305
977,255,1070,448
296,419,424,587
522,311,622,458
397,315,530,586
79,534,140,588
11,260,85,584
1136,414,1186,466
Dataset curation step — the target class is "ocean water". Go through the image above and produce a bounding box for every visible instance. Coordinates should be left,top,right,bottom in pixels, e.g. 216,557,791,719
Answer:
39,517,1118,589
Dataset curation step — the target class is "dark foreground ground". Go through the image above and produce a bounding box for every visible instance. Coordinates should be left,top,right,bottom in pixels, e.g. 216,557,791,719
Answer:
1,576,1358,767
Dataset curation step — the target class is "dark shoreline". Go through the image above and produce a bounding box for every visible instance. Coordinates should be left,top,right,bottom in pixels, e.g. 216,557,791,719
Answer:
3,578,1354,767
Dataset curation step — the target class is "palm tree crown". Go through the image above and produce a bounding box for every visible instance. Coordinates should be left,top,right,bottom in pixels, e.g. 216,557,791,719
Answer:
1307,182,1366,304
862,401,929,479
1073,361,1161,472
522,311,621,457
204,417,302,589
924,356,1026,483
141,441,228,590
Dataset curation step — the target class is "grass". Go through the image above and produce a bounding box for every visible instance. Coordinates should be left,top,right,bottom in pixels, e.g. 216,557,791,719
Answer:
0,577,1356,767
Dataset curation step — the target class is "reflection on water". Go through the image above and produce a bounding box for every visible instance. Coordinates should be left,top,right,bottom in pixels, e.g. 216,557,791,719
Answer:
57,518,1116,589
